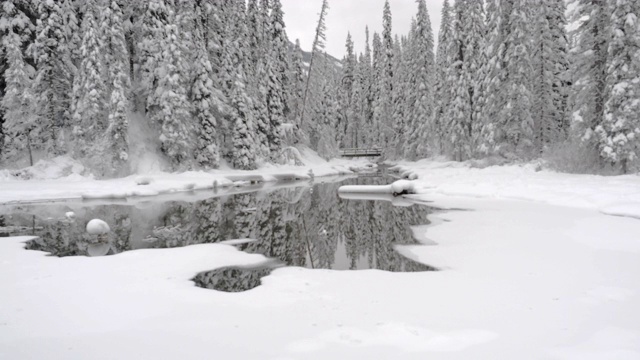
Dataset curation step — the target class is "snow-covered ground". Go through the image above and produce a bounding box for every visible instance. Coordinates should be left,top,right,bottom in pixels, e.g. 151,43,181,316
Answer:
1,159,639,359
0,149,374,204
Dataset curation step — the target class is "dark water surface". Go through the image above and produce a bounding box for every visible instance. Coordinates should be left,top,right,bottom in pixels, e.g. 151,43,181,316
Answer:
1,173,437,292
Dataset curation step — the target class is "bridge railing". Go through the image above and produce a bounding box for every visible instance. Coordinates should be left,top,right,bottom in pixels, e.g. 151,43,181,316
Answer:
339,148,383,157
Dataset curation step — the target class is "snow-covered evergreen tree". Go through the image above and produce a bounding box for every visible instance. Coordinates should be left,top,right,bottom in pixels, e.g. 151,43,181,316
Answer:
339,32,356,147
432,0,452,155
137,0,168,114
191,2,220,169
61,0,81,70
597,0,640,172
230,83,258,170
148,1,194,169
371,32,385,146
531,0,570,153
264,0,289,157
570,0,611,158
31,0,74,155
289,39,306,130
102,0,131,174
406,0,435,160
444,0,485,161
1,0,35,162
72,0,106,159
380,0,395,148
300,0,329,132
478,0,511,155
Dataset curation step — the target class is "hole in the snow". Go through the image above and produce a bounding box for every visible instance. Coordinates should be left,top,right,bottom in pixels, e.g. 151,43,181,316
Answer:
193,264,278,293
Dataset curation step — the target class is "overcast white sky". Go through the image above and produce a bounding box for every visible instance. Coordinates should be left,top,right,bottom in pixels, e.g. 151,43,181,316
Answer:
281,0,445,59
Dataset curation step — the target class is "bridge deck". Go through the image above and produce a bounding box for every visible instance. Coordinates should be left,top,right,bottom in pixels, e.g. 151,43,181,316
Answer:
339,148,382,157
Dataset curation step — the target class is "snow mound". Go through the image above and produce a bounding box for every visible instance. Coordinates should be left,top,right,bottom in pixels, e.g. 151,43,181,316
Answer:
86,219,110,235
0,156,92,181
135,176,153,185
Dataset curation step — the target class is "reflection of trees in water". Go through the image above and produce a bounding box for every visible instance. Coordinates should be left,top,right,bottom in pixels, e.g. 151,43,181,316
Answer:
24,210,133,256
16,178,435,273
193,266,273,293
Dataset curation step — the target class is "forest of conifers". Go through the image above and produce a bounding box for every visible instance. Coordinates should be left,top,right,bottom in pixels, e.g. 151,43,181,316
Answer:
1,0,639,176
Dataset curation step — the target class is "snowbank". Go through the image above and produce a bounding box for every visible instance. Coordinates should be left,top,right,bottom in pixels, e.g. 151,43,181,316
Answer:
0,156,92,181
0,148,373,205
392,159,640,219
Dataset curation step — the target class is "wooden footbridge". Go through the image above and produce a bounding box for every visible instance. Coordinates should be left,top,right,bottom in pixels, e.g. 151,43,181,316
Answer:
339,148,383,157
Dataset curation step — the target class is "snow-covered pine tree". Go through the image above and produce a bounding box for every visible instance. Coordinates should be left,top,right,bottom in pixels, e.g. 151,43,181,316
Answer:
406,0,435,160
391,34,408,158
61,0,81,70
380,0,395,148
362,27,375,147
201,0,229,94
31,0,74,156
531,0,570,154
72,0,106,160
191,2,220,169
500,0,534,157
569,0,611,161
464,0,486,157
102,0,131,174
339,32,356,147
289,39,305,130
597,0,640,173
1,0,35,163
137,0,167,114
432,0,452,155
230,82,259,170
299,0,329,132
371,32,385,146
245,0,264,87
149,0,194,169
265,0,289,157
478,0,512,155
445,0,471,161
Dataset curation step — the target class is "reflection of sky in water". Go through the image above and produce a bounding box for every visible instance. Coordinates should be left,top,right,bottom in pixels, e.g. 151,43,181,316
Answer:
2,176,438,292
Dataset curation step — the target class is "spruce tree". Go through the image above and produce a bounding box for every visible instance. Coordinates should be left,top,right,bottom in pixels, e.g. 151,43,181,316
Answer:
597,0,640,172
500,0,534,157
72,0,106,160
432,0,452,155
531,0,570,153
406,0,435,160
32,0,74,155
380,0,394,148
192,2,220,169
1,0,35,162
570,0,611,159
103,0,131,174
153,2,194,169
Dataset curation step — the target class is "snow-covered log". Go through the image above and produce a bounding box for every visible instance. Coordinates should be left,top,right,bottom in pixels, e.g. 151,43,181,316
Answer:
338,180,416,197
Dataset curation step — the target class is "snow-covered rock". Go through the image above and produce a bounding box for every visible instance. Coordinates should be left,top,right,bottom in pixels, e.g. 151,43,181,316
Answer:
86,219,110,235
135,176,153,185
